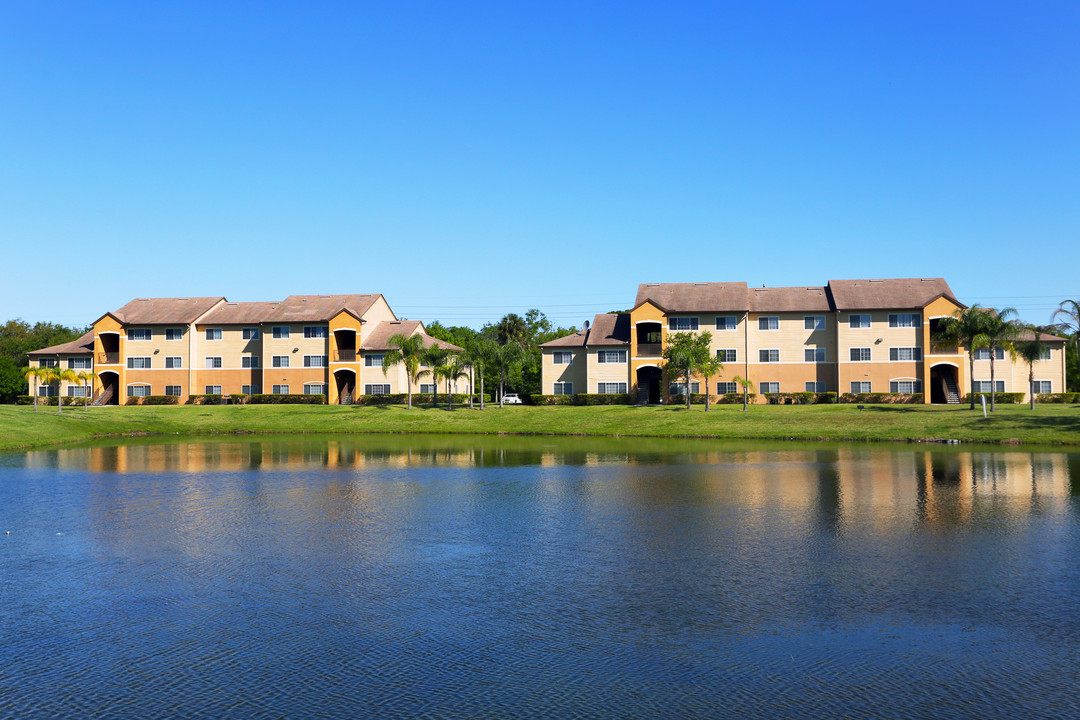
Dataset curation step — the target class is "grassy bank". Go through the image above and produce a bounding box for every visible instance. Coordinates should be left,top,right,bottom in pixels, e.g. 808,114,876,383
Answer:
1,402,1078,453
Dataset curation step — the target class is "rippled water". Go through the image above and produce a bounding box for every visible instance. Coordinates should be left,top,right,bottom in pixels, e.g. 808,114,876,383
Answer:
2,436,1080,719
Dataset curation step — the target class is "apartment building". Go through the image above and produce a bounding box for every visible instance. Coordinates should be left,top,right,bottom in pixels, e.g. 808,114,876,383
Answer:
27,294,461,404
540,278,1067,404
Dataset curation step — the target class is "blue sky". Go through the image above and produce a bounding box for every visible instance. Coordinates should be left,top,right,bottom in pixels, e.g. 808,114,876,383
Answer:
2,2,1077,329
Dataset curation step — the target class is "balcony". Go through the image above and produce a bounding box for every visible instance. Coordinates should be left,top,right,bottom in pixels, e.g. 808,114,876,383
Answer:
637,343,662,358
333,349,357,362
97,352,119,364
929,343,959,355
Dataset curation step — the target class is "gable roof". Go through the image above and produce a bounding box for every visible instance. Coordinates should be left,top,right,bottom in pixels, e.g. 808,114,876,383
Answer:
109,297,225,324
361,320,463,352
540,313,630,348
749,286,832,313
268,294,382,323
827,278,958,310
27,331,95,356
199,301,282,325
635,283,749,313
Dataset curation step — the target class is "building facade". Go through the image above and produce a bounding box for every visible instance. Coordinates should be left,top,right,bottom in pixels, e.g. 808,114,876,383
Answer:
540,278,1067,404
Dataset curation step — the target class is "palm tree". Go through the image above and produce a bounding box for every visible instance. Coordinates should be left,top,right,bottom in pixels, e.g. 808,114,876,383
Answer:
438,357,469,411
465,338,498,410
76,370,98,410
1053,300,1079,390
936,305,992,410
21,365,46,411
697,354,724,412
662,331,712,409
983,307,1019,412
1014,324,1059,410
733,376,755,411
381,333,426,410
421,346,450,408
491,342,524,408
38,364,79,414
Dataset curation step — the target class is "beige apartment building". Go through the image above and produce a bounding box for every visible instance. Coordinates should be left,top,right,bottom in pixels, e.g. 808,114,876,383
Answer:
27,294,461,404
541,278,1067,404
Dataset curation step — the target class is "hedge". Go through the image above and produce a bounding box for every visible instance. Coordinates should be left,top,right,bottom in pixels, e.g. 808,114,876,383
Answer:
19,396,88,407
247,393,326,405
353,393,485,406
528,394,634,406
962,392,1025,405
1036,393,1080,404
763,392,838,405
126,395,180,406
838,393,924,404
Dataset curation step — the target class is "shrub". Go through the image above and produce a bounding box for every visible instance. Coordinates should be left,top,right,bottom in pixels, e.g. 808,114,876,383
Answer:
1036,393,1080,404
187,394,222,405
716,393,757,404
141,395,180,406
17,395,34,405
247,394,327,405
838,393,924,404
529,394,575,406
573,393,634,406
961,392,1025,405
353,393,478,406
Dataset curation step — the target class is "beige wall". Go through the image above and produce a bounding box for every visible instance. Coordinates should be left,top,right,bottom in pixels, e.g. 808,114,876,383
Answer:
586,348,631,392
542,348,586,394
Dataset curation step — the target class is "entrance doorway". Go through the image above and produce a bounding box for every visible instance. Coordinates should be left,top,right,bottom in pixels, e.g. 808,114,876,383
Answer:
929,364,960,404
636,366,662,404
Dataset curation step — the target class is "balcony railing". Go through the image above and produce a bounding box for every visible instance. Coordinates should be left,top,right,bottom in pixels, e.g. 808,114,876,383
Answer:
333,349,357,362
97,352,119,364
637,343,662,358
929,343,959,355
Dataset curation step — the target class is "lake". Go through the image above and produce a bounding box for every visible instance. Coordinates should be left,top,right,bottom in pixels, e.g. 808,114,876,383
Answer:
3,436,1080,719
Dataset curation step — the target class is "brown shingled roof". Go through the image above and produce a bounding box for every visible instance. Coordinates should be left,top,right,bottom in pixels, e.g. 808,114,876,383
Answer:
540,313,630,347
635,282,749,312
111,297,225,324
269,294,381,322
362,321,463,352
199,301,282,324
827,278,958,310
749,286,831,313
27,331,95,356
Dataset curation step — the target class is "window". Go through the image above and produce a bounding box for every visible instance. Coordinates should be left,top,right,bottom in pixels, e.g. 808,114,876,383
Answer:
38,359,58,368
242,355,259,368
760,382,780,394
715,316,738,330
1032,380,1052,393
804,316,826,330
597,350,627,363
273,384,291,395
890,380,923,394
37,385,56,397
127,357,152,369
127,328,152,341
364,384,390,395
165,385,182,397
888,313,921,328
165,328,184,341
806,381,827,392
420,383,436,393
272,326,290,339
205,386,222,395
272,355,290,368
205,356,222,369
304,383,327,395
759,349,779,363
972,380,1006,393
553,382,573,395
849,314,871,329
851,381,872,393
127,385,151,397
67,386,89,398
717,382,737,394
304,355,328,368
244,385,261,394
716,349,737,362
669,381,700,395
552,351,573,365
365,353,385,367
1038,347,1052,361
669,317,699,331
205,328,222,341
758,316,779,331
165,356,182,369
804,348,826,363
597,382,627,394
304,326,329,339
850,347,871,362
973,348,1005,361
889,347,922,361
67,357,92,369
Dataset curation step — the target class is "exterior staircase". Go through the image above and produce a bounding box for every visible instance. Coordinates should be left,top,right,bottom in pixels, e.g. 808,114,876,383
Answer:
91,387,113,407
941,375,960,404
340,392,354,406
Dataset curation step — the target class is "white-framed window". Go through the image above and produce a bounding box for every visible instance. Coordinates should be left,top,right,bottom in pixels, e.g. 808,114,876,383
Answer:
272,355,290,368
273,384,291,395
597,382,627,394
715,316,738,330
272,326,290,339
888,313,921,328
758,316,779,331
67,357,92,369
717,382,737,394
1038,347,1052,361
242,327,260,340
1032,380,1052,393
165,385,182,397
165,328,184,341
365,353,385,367
37,385,56,397
850,381,872,393
205,385,222,395
127,357,152,369
716,349,737,362
242,355,259,368
242,385,260,395
127,328,152,341
760,382,780,394
304,326,329,339
973,348,1005,361
304,355,328,368
127,384,151,397
849,314,871,329
420,383,436,393
806,381,827,392
759,349,779,363
669,381,700,395
850,347,872,362
165,356,182,369
668,317,699,331
890,380,923,394
597,349,627,363
67,386,89,397
804,347,826,363
804,316,825,330
889,347,922,361
364,383,390,395
553,382,573,395
205,356,222,369
552,351,574,365
304,383,327,395
38,358,59,368
972,380,1006,393
205,328,222,341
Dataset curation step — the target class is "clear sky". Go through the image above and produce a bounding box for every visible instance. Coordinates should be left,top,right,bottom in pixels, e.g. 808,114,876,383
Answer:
2,2,1077,330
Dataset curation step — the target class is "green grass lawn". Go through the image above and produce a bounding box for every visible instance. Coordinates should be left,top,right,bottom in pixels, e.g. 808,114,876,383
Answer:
1,401,1077,453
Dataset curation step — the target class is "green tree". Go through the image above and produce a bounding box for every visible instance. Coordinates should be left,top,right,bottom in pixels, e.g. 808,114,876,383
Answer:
21,365,46,410
983,308,1019,412
421,346,450,408
697,353,724,412
465,338,498,410
0,357,24,404
38,364,78,413
662,331,712,410
1052,300,1080,391
436,357,470,411
1014,325,1058,410
381,333,427,410
491,342,524,408
733,375,754,411
935,305,992,410
76,370,98,410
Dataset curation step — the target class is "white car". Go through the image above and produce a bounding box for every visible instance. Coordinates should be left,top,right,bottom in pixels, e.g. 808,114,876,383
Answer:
501,393,523,404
